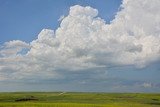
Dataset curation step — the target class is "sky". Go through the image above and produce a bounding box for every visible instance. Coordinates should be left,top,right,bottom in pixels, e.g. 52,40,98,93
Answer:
0,0,160,92
0,0,121,43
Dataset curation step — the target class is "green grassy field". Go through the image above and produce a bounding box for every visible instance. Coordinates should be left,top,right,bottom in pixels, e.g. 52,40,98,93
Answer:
0,92,160,107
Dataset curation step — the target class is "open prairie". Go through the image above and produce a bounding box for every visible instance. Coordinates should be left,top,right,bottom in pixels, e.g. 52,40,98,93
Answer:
0,92,160,107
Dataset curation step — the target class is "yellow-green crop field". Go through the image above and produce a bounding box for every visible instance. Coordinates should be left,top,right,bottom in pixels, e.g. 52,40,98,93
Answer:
0,92,160,107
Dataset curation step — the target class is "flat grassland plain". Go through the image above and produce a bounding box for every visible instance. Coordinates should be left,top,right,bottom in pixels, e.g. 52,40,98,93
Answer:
0,92,160,107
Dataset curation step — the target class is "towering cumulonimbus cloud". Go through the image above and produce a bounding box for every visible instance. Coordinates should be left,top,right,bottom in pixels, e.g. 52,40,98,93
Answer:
0,0,160,81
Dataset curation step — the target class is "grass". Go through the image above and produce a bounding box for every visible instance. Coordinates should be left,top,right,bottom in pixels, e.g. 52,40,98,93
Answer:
0,92,160,107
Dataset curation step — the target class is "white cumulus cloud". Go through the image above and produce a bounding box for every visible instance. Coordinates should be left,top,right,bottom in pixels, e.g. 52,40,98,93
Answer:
0,0,160,82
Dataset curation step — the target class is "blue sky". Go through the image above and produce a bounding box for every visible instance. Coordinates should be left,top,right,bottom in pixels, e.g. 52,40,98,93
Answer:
0,0,121,43
0,0,160,92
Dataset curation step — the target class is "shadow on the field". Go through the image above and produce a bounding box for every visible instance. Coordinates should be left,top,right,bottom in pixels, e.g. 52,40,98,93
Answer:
15,96,38,102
